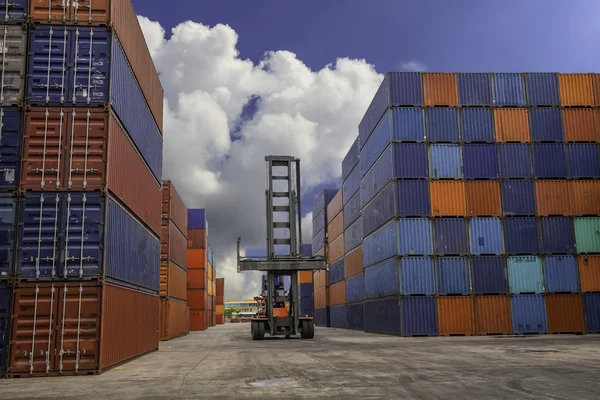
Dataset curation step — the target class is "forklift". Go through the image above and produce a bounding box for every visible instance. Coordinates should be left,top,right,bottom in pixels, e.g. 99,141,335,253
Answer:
237,156,327,340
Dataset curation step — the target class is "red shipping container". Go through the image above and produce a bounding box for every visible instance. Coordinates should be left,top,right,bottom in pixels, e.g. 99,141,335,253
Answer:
187,269,207,289
190,309,207,331
187,228,207,249
328,234,345,264
546,294,585,334
187,249,206,269
216,314,225,325
159,298,187,341
186,307,190,334
162,181,188,238
187,289,209,309
161,221,187,269
465,181,502,217
571,181,600,216
535,181,573,216
314,270,329,289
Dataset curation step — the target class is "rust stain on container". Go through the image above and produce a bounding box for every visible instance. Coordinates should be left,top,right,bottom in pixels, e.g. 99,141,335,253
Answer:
535,180,573,216
494,108,530,142
189,310,207,331
327,190,343,224
187,269,207,290
474,296,512,335
545,294,585,334
162,181,188,238
423,73,459,106
563,109,600,142
559,73,595,107
437,296,475,336
314,287,328,308
465,181,501,217
187,249,206,269
345,246,363,278
159,298,187,341
328,233,345,264
329,281,346,306
187,289,208,310
187,228,207,249
161,221,187,269
430,181,466,217
298,271,313,284
571,181,600,215
578,255,600,292
328,211,344,242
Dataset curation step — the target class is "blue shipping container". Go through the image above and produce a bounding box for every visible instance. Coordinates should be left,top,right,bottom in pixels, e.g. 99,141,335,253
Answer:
362,182,396,236
502,180,537,215
462,144,499,179
458,73,492,106
436,257,470,295
400,257,435,295
492,73,526,106
511,295,548,334
0,193,17,278
541,217,575,254
343,161,361,203
429,144,462,179
583,294,600,333
360,111,391,177
507,256,544,294
433,218,468,255
461,108,494,142
312,189,338,217
188,209,206,229
0,0,27,23
532,143,568,178
346,302,364,330
299,297,314,315
313,209,326,237
499,143,533,179
567,143,600,178
398,218,433,256
0,282,10,374
344,216,362,253
364,297,401,335
529,108,564,142
401,296,438,336
0,107,22,189
504,217,540,255
299,283,314,298
543,256,579,293
314,307,330,327
301,244,312,257
364,258,399,299
526,73,560,106
342,137,359,181
471,256,508,294
312,228,325,253
329,258,345,285
396,180,430,217
470,217,504,255
391,107,426,142
343,190,361,229
426,108,460,142
346,273,364,303
330,304,347,328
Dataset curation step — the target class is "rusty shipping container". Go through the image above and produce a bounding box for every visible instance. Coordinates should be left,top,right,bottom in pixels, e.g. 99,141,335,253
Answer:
558,73,595,107
20,107,162,236
494,108,530,142
187,249,206,269
162,181,188,237
216,314,224,325
187,269,208,289
159,262,187,301
345,246,363,278
474,296,512,335
571,181,600,215
187,229,207,249
430,181,466,217
187,289,209,309
328,234,345,264
314,287,328,308
562,109,600,142
579,255,600,292
465,181,502,217
546,294,585,334
28,0,164,131
535,181,573,216
437,296,475,336
328,281,346,306
189,309,207,331
161,221,187,269
423,73,459,106
327,190,343,224
159,298,187,341
328,211,344,242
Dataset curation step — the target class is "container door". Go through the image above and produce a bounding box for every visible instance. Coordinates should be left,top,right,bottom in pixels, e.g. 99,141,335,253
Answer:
0,26,27,106
70,0,109,25
29,0,70,24
0,285,10,373
70,27,110,104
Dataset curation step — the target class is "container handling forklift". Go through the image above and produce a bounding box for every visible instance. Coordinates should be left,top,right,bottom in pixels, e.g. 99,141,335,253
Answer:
237,156,327,340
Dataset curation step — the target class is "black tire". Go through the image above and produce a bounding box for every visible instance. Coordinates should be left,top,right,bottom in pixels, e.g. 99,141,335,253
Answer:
251,321,258,340
257,321,265,340
301,320,315,339
306,320,315,339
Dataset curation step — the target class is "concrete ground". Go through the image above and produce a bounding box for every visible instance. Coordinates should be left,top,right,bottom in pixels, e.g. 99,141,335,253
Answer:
1,324,599,400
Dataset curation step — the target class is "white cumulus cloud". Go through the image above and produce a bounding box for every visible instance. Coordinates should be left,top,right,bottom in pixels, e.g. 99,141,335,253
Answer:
138,16,382,300
399,60,427,72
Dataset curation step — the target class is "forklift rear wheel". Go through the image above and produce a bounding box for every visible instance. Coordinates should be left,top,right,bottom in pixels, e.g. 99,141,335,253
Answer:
251,321,265,340
301,320,314,339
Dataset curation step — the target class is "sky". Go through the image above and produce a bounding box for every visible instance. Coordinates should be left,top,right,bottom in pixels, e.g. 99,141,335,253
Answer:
132,0,600,299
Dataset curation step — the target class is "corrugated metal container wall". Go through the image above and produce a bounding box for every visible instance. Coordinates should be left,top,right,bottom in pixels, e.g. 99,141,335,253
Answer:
0,193,17,277
342,165,360,205
162,221,188,268
299,282,313,298
330,304,346,328
401,296,438,336
312,228,325,254
465,181,501,217
159,298,187,341
502,180,537,215
388,72,424,107
462,144,499,179
458,72,492,106
492,73,526,106
571,181,600,216
511,294,548,334
314,307,330,327
507,256,544,294
0,26,26,106
342,137,359,181
400,257,435,295
469,218,504,255
396,180,430,217
328,234,345,264
504,217,540,255
189,309,207,331
432,218,468,255
526,73,560,106
364,297,401,335
327,190,343,223
494,109,530,142
313,209,325,237
360,111,391,177
391,107,425,142
558,73,594,107
358,77,388,149
0,282,10,374
187,249,206,270
532,143,568,178
346,302,364,330
312,189,338,217
540,217,575,254
426,108,460,142
471,256,508,294
583,294,600,333
535,180,573,216
436,257,470,295
595,74,600,107
499,143,533,179
314,288,327,308
0,0,27,23
398,218,433,256
345,273,364,303
327,211,344,241
567,143,600,178
423,73,458,106
344,216,362,253
529,108,564,142
428,144,462,179
579,255,600,292
300,244,312,257
162,181,187,237
187,289,208,309
546,294,585,333
363,182,396,237
0,107,22,190
187,268,207,290
543,256,579,293
475,296,512,335
364,259,399,299
343,191,361,229
329,258,345,285
437,296,475,336
167,263,187,300
461,108,495,142
574,217,600,254
344,245,363,278
430,181,466,217
562,109,600,142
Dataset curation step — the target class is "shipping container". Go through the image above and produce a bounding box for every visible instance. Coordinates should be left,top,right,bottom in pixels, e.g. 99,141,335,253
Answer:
159,262,187,301
0,26,26,106
187,289,209,309
344,216,362,253
462,144,499,180
312,228,325,253
362,182,400,237
574,217,600,253
187,229,206,249
312,189,338,217
399,218,433,256
437,296,475,336
571,180,600,215
436,257,470,295
299,282,313,298
346,302,364,330
327,211,344,241
300,244,312,257
494,109,530,142
540,217,575,254
216,314,224,325
492,73,526,106
567,143,600,178
471,256,508,294
401,296,438,336
161,221,187,269
362,220,396,268
344,245,363,278
345,273,364,303
430,181,466,217
330,304,346,328
188,209,206,230
159,298,187,341
558,73,594,107
595,74,600,107
579,255,600,292
327,190,343,224
364,259,399,299
428,144,462,179
187,268,207,289
364,297,401,335
313,209,326,237
299,297,313,316
498,143,533,178
391,107,426,142
189,309,207,331
342,165,360,205
426,108,460,142
314,287,327,308
162,181,187,237
465,181,501,217
313,269,327,290
546,294,585,333
505,217,539,254
298,271,313,284
0,282,10,374
432,218,468,255
423,73,458,106
360,111,391,177
583,294,600,333
0,0,27,23
327,233,344,264
328,281,346,307
474,296,512,335
314,307,330,327
528,108,564,143
532,143,568,178
535,180,572,216
342,137,359,181
502,180,537,216
525,73,560,106
507,256,544,294
329,258,345,285
457,73,492,106
511,294,548,334
562,109,600,142
0,107,22,189
396,180,430,217
343,190,361,229
543,256,579,293
0,193,17,278
400,257,435,295
187,249,206,270
469,217,504,255
461,108,494,143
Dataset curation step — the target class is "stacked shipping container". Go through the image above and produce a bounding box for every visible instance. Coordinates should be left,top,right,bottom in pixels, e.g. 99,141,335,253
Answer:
298,244,314,317
327,190,346,328
216,278,225,324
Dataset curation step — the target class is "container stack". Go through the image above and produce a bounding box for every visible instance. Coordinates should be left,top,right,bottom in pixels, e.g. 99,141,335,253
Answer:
216,278,225,324
298,244,314,316
327,190,346,328
208,248,216,327
187,209,211,331
159,181,189,341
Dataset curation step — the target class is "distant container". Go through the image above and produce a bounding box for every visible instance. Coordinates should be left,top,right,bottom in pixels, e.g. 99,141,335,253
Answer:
426,108,460,142
462,144,500,179
401,296,438,336
423,73,458,106
161,221,188,269
567,143,600,178
430,181,466,217
562,109,600,142
511,294,548,334
188,209,207,230
532,144,568,178
0,26,26,106
499,143,533,179
344,216,362,253
346,302,364,330
546,294,585,333
342,137,359,181
344,245,363,278
400,257,435,295
583,294,600,333
461,108,495,142
571,181,600,215
558,73,594,107
458,73,492,106
391,107,426,142
364,259,399,299
299,297,314,315
0,0,27,23
505,217,540,255
494,109,530,142
343,190,361,228
346,273,364,303
578,255,600,292
501,180,536,215
543,256,579,293
364,297,401,335
507,256,544,294
312,189,338,217
535,180,573,216
595,74,600,107
437,296,475,336
330,304,347,328
529,108,564,142
432,218,469,255
162,181,188,238
313,209,326,237
342,164,360,204
540,217,575,254
471,256,508,294
525,73,560,106
436,257,470,295
0,282,9,374
428,144,462,179
329,258,345,285
314,307,330,327
328,211,344,242
465,181,502,217
0,193,17,278
327,190,343,224
475,296,512,335
492,73,526,106
574,217,600,254
469,217,504,255
0,108,22,189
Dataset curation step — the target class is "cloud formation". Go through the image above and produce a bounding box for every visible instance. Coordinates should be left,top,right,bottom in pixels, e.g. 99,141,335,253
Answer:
399,60,427,72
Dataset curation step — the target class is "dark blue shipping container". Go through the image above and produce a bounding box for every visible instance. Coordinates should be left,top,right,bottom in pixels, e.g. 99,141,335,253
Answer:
0,282,10,374
429,144,462,179
312,228,325,254
188,209,206,229
433,218,468,255
471,256,508,294
458,73,492,106
540,217,575,254
504,217,540,255
312,189,338,217
499,144,533,179
400,256,435,295
329,258,345,285
583,294,600,333
462,144,499,179
313,209,326,237
469,217,504,255
396,180,430,217
364,297,401,335
526,73,560,106
342,137,359,181
391,107,426,142
529,108,564,142
0,0,27,23
362,182,396,237
343,191,361,229
0,107,22,189
436,257,470,295
361,111,391,177
301,244,312,257
492,73,526,106
330,304,347,328
344,216,362,253
346,273,364,303
299,297,314,315
567,144,600,178
511,295,548,334
364,258,399,299
363,220,395,268
426,108,460,142
343,164,360,205
299,283,314,297
501,180,537,215
401,296,438,336
314,307,330,327
0,193,17,278
532,144,568,178
346,302,364,330
461,108,494,142
398,218,433,256
543,256,579,293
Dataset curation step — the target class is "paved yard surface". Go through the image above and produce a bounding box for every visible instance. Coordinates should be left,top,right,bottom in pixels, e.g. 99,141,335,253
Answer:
1,323,599,399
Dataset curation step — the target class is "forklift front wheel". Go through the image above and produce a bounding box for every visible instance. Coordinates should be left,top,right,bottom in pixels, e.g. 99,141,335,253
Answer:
301,320,314,339
252,321,265,340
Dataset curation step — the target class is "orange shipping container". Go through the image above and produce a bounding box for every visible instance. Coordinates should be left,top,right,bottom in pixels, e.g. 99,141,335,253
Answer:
314,270,329,289
314,287,328,308
159,298,187,341
546,294,585,334
187,228,207,249
187,268,207,289
558,73,595,107
298,271,313,284
437,296,475,336
423,73,459,106
474,296,512,335
571,181,600,215
344,246,363,278
216,305,224,315
465,181,501,217
162,181,188,238
430,181,466,217
494,108,530,142
159,262,187,301
578,255,600,292
187,289,209,309
535,180,573,216
190,309,207,331
327,211,344,242
327,190,343,224
594,74,600,107
187,249,206,269
328,234,345,264
161,221,188,269
216,295,224,305
316,248,325,257
328,281,346,306
186,307,190,334
216,314,225,325
562,109,600,142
